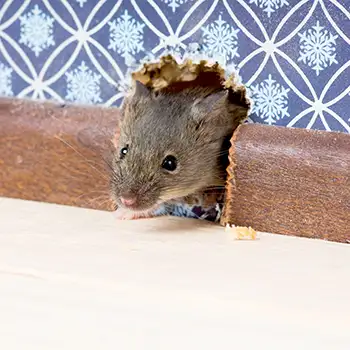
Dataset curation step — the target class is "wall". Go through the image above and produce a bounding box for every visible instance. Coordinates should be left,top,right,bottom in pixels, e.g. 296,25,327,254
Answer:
0,0,349,133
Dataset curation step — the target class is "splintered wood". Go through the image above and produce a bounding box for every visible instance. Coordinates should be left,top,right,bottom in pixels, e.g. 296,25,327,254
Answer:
132,55,225,91
131,55,250,103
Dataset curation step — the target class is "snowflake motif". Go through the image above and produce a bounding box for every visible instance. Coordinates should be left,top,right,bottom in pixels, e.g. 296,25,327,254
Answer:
161,0,190,13
76,0,88,7
65,61,102,105
250,74,290,125
201,15,240,64
0,62,13,96
108,10,145,61
298,21,338,76
19,5,55,57
249,0,289,17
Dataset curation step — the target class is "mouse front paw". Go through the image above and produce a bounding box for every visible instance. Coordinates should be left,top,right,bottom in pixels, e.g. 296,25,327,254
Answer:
114,207,155,220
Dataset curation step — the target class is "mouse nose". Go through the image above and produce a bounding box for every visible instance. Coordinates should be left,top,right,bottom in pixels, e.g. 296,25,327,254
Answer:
120,195,137,208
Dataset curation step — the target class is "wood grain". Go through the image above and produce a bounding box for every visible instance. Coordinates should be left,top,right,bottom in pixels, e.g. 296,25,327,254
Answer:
1,97,349,242
221,123,350,243
1,197,350,349
0,98,119,210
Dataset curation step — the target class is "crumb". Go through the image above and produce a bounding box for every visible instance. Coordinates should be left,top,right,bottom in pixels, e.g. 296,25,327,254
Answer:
225,224,257,240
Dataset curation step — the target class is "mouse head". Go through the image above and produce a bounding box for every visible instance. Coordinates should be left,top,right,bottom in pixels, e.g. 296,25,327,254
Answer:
111,81,248,212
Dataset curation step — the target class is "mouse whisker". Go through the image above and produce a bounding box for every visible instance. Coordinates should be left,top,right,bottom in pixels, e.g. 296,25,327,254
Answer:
92,197,115,208
71,190,115,210
101,155,116,174
55,135,109,181
73,190,110,202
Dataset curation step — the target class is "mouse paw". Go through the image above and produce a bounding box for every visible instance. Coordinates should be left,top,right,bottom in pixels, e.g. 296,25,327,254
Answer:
114,208,155,220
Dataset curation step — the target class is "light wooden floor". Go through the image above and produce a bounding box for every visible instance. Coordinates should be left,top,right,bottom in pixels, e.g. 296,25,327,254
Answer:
0,197,349,349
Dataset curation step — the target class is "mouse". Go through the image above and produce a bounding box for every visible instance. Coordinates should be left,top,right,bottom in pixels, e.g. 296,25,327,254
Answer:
110,80,249,220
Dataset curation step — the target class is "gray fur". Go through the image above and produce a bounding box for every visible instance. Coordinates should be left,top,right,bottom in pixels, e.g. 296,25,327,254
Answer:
110,83,249,211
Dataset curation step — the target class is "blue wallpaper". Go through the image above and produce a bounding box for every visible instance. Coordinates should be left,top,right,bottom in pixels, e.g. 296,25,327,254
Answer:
0,0,349,133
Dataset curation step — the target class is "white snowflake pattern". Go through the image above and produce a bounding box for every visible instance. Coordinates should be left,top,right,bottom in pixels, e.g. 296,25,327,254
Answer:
250,74,290,125
19,5,55,57
108,10,145,61
298,21,338,76
76,0,88,7
161,0,190,13
0,62,13,96
201,15,240,64
249,0,289,17
65,61,102,104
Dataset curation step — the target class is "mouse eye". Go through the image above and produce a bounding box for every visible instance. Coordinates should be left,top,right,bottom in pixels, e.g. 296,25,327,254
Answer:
120,145,129,159
162,155,177,172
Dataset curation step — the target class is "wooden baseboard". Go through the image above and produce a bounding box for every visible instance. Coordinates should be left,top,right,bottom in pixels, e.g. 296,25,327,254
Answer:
1,97,349,242
0,98,119,211
221,124,350,243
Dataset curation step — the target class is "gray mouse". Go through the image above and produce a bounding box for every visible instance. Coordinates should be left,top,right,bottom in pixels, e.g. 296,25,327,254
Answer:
110,80,249,220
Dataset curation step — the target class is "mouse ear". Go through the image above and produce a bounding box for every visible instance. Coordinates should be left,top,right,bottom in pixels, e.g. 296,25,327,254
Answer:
192,89,250,123
191,90,227,122
134,80,152,97
226,87,251,120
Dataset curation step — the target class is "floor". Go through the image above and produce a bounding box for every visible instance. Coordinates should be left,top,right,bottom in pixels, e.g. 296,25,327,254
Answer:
0,197,349,349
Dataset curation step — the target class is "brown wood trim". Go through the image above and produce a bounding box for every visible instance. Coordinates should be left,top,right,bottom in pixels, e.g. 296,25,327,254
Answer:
221,123,350,243
1,97,349,242
0,97,119,211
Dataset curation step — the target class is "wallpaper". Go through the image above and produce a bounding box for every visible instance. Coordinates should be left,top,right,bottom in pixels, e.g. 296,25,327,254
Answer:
0,0,349,133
